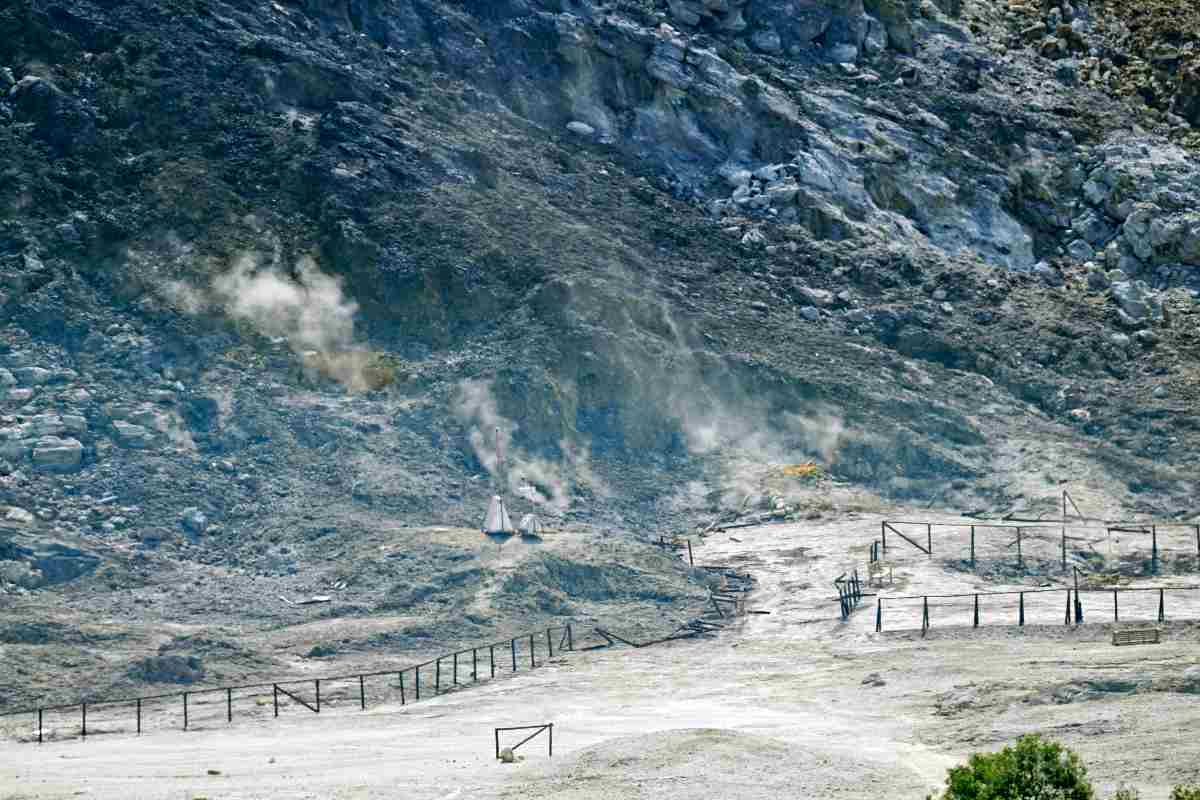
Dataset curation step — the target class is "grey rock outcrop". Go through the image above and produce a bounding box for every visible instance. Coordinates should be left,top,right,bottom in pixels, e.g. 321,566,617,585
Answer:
32,437,83,472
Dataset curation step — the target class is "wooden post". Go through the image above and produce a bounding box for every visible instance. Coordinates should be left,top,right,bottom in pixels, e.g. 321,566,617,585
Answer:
136,698,141,735
1065,590,1072,626
881,521,887,554
1062,492,1067,570
228,688,234,722
875,598,882,632
973,594,979,628
511,638,517,671
547,628,554,658
453,652,458,685
549,723,553,757
490,645,496,678
1152,525,1158,575
687,539,694,566
927,523,932,555
1113,588,1119,622
435,659,441,693
970,526,976,569
273,685,279,717
567,624,573,651
1017,527,1023,569
1158,588,1165,622
359,675,366,710
1018,592,1025,626
399,671,406,706
415,666,420,701
530,633,536,668
82,702,86,739
474,648,479,681
38,709,42,744
315,680,320,713
183,693,188,731
922,596,929,634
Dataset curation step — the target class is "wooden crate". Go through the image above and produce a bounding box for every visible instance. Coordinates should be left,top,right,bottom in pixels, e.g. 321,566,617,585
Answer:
1111,628,1161,646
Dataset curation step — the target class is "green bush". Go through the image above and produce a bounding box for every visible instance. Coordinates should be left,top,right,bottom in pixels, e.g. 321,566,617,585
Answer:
1112,786,1139,800
1171,787,1200,800
934,734,1094,800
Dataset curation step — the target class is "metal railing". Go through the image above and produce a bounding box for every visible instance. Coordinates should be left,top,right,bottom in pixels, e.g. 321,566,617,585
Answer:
0,625,573,744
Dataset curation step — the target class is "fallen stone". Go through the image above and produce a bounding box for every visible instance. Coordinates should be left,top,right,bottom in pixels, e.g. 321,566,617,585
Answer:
1111,280,1162,322
112,420,155,448
181,507,208,535
800,307,822,321
13,367,52,386
32,437,83,472
565,120,595,138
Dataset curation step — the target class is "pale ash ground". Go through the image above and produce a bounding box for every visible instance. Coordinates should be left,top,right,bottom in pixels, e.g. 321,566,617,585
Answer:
3,511,1199,800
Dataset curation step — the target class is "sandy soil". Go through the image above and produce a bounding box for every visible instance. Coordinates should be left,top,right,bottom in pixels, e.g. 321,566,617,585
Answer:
3,512,1199,800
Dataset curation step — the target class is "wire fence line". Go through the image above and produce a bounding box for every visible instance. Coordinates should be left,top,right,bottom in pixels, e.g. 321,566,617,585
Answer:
873,585,1200,633
876,518,1200,575
0,625,574,745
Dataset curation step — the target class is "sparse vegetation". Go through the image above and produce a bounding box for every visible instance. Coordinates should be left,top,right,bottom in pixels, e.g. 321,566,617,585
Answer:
933,735,1094,800
1171,786,1200,800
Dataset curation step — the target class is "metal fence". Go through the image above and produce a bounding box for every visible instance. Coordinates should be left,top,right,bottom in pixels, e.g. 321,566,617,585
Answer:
0,625,573,745
874,586,1200,633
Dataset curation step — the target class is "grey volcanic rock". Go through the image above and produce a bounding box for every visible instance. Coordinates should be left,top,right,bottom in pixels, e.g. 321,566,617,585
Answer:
31,437,83,472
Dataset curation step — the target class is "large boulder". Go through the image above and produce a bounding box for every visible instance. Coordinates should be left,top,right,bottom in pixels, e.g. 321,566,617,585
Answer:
8,76,96,153
112,420,155,449
1111,280,1162,323
31,437,83,472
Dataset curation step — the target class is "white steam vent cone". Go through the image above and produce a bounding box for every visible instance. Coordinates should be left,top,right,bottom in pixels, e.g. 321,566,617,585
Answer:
484,495,514,533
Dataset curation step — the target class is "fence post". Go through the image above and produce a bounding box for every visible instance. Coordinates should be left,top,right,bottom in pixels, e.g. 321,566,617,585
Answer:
547,628,553,658
436,659,441,694
415,666,421,701
1017,528,1023,569
549,723,553,757
1019,592,1025,626
1113,588,1119,622
490,645,496,678
474,648,479,681
973,594,979,628
922,596,929,634
511,638,517,671
183,693,188,731
927,523,932,556
530,634,536,668
1074,567,1083,624
881,521,887,554
136,698,141,735
399,671,406,706
1152,525,1158,575
453,652,459,685
273,685,279,717
82,703,86,739
1158,588,1165,623
359,675,366,710
875,598,882,632
687,539,694,566
567,624,573,651
1196,525,1199,565
970,526,976,569
37,708,42,744
228,688,233,722
1064,590,1072,626
1061,527,1067,571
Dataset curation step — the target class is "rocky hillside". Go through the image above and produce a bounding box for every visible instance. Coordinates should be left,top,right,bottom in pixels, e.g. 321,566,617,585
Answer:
0,0,1199,704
